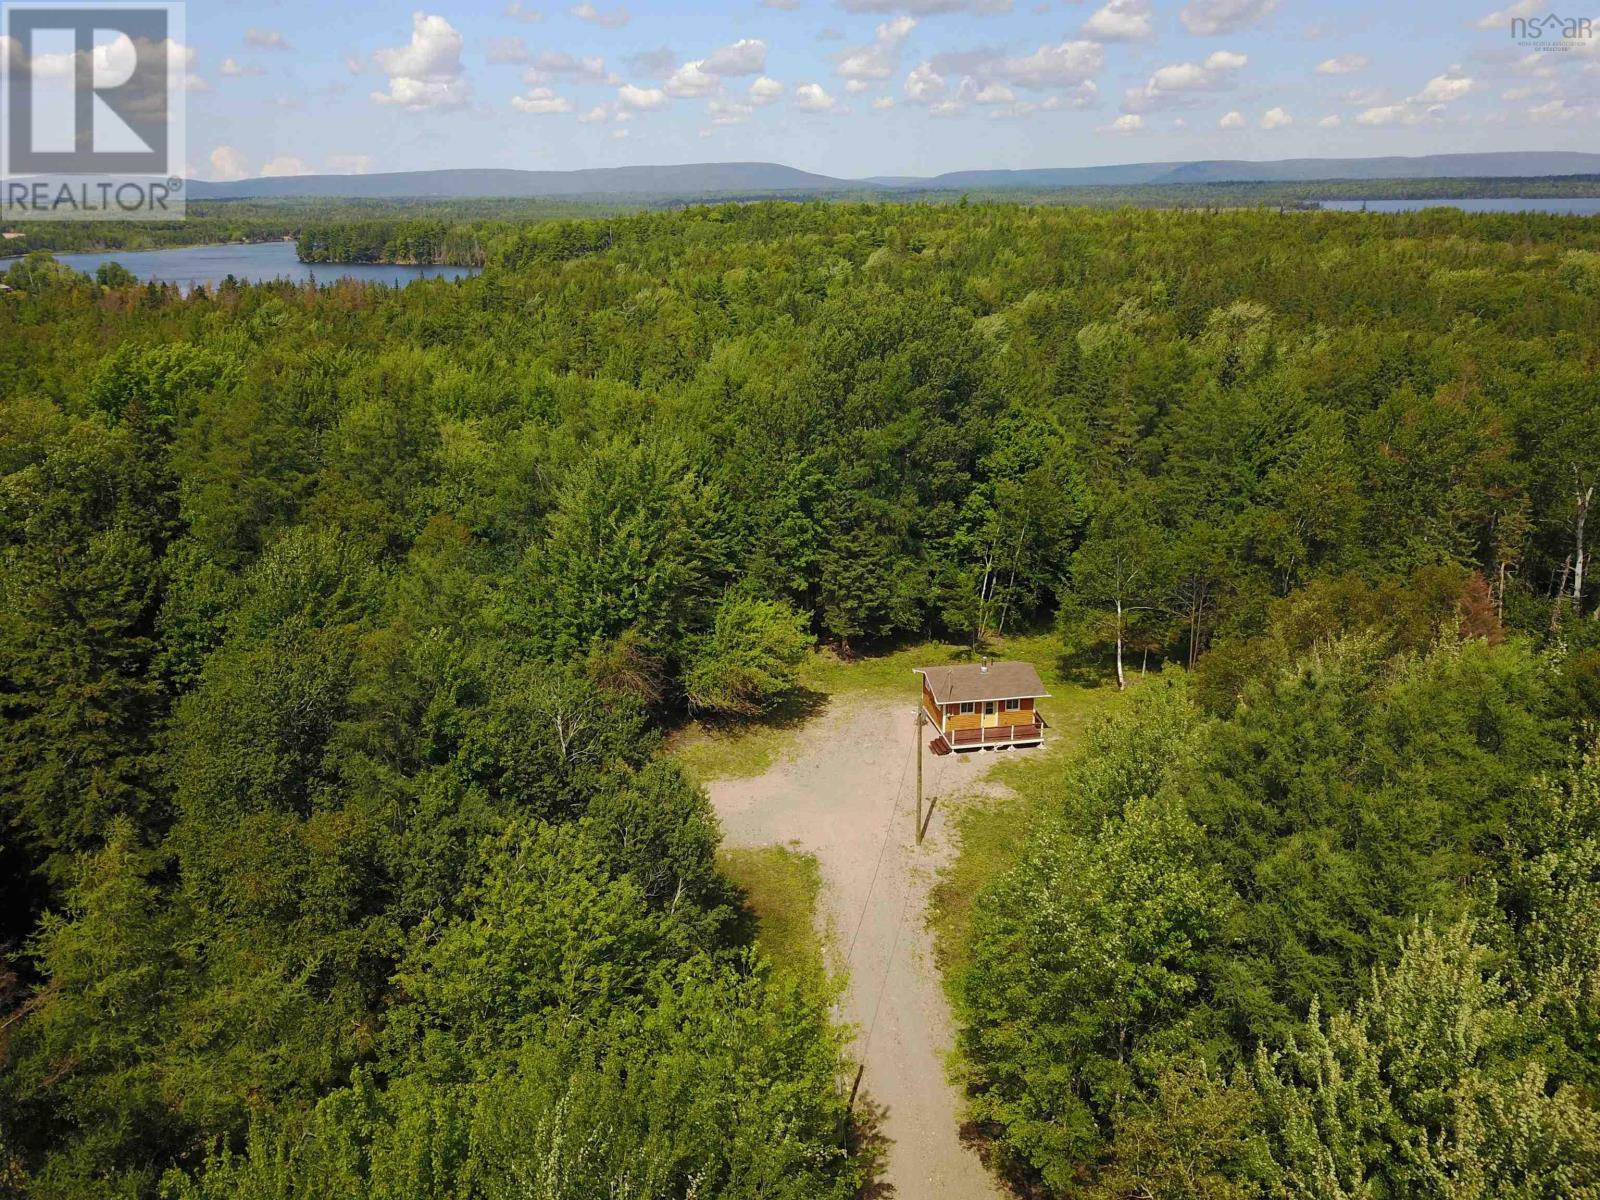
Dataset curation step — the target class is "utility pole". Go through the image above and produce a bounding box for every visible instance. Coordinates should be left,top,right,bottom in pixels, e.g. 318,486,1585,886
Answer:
915,705,924,846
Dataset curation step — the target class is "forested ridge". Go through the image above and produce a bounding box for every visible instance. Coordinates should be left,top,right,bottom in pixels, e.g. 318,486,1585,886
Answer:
2,200,1599,1198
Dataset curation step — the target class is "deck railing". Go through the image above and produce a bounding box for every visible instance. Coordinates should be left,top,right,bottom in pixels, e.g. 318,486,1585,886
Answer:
949,722,1043,748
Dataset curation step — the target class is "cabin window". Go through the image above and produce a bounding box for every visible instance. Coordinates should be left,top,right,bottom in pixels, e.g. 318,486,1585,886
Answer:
959,702,975,714
984,701,995,715
1005,698,1021,712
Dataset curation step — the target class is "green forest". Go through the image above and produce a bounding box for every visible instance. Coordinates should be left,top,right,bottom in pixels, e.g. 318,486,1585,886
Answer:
2,200,1600,1198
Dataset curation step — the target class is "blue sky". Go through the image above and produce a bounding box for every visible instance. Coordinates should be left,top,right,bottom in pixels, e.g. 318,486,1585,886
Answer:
176,0,1599,180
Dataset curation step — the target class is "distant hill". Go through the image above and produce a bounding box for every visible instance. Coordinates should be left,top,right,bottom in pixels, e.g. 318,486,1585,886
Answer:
187,152,1600,201
904,152,1600,191
186,162,865,200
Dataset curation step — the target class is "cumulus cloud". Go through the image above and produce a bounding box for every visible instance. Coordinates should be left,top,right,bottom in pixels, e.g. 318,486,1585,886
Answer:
748,75,784,104
207,145,250,181
371,12,469,111
1315,54,1368,75
327,154,375,173
873,95,895,108
219,57,264,77
904,61,947,101
1123,49,1245,111
1259,105,1291,128
839,0,1012,11
994,40,1103,88
1080,0,1153,42
502,2,543,20
525,51,615,82
1474,0,1540,30
1218,109,1244,127
1356,101,1443,126
664,60,719,96
570,2,630,27
707,96,753,124
1179,0,1276,35
244,28,292,51
702,38,767,75
1414,69,1474,103
836,16,915,81
794,81,840,111
1100,112,1143,132
1317,114,1341,127
617,82,666,109
260,156,310,177
512,85,573,112
28,33,206,102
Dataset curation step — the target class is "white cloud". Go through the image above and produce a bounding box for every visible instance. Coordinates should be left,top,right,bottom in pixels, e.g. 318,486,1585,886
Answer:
1100,112,1143,132
1529,97,1590,122
836,16,915,81
1218,109,1244,127
748,76,784,104
702,38,767,75
612,127,629,138
1474,0,1540,30
1318,114,1341,127
327,154,375,173
1081,0,1153,42
707,96,753,124
1356,102,1443,126
974,81,1013,103
763,0,801,8
570,2,631,27
1259,105,1291,128
991,40,1103,88
839,0,1012,11
845,78,870,92
1123,49,1245,111
487,36,530,65
219,57,264,77
1179,0,1276,35
512,85,573,112
208,145,249,181
260,156,310,177
578,103,611,122
1414,70,1474,103
873,95,895,109
244,28,292,52
502,2,543,21
371,12,469,111
525,51,614,82
617,83,666,109
664,60,719,96
29,33,205,101
1315,54,1368,75
905,61,947,101
794,81,840,111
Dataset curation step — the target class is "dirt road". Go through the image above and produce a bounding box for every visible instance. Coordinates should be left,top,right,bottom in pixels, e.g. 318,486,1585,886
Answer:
707,696,1013,1199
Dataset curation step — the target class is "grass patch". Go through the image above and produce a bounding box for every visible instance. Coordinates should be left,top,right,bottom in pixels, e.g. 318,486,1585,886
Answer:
718,844,826,981
927,677,1128,990
671,628,1113,783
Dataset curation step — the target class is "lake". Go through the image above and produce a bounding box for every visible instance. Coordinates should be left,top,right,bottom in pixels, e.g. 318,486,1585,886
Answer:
47,240,480,289
1318,198,1600,216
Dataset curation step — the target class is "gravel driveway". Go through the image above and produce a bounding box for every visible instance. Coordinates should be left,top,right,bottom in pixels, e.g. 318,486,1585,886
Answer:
707,695,1017,1199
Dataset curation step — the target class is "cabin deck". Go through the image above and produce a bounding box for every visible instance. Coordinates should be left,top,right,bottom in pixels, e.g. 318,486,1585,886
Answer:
929,721,1044,754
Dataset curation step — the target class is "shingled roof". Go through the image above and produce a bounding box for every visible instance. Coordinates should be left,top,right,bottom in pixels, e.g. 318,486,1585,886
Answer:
914,661,1049,705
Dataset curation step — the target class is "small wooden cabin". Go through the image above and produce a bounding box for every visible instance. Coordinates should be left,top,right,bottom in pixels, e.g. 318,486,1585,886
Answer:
914,660,1048,750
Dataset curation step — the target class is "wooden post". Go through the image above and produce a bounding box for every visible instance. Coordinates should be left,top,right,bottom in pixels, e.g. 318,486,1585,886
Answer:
915,705,924,846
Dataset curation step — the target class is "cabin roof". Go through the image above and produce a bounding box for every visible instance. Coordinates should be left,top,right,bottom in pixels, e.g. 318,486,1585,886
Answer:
914,660,1049,705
